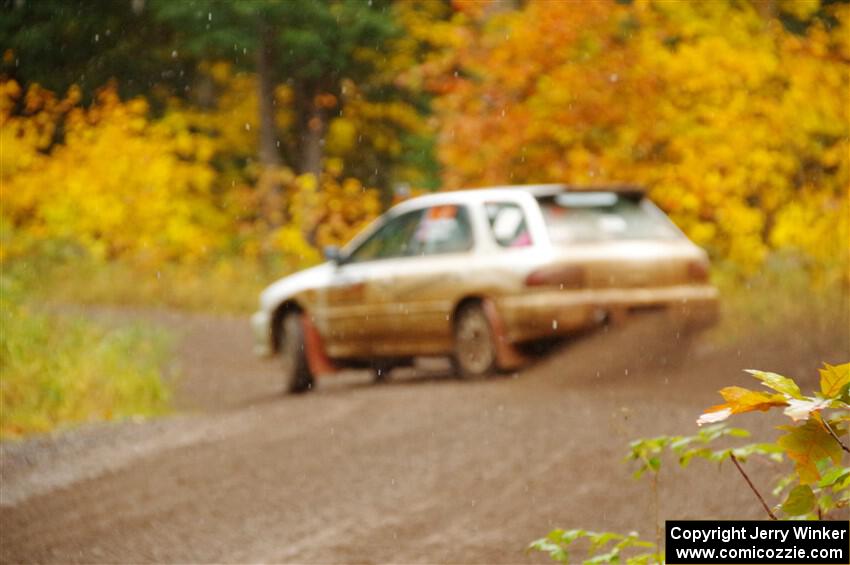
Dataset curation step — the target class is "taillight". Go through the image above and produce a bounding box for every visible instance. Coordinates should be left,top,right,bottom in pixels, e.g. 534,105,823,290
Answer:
687,259,710,283
525,264,586,288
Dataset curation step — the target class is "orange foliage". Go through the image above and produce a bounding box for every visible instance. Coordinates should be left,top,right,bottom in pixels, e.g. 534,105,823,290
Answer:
430,0,849,278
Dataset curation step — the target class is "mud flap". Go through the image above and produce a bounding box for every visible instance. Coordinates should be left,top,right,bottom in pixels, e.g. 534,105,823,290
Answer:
302,315,338,377
481,299,527,372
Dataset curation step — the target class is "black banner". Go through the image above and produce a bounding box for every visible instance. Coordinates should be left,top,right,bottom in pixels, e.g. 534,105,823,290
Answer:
665,520,849,564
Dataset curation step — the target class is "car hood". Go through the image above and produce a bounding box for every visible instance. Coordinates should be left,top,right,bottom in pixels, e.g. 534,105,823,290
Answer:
259,262,335,311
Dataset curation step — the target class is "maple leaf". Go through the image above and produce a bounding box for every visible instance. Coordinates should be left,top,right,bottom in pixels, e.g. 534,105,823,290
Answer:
719,386,788,413
697,387,787,426
777,420,844,485
783,397,831,422
781,485,816,516
745,369,802,398
820,363,850,398
696,406,732,426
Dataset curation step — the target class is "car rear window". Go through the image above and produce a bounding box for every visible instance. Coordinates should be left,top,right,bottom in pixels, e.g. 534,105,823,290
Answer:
537,192,682,243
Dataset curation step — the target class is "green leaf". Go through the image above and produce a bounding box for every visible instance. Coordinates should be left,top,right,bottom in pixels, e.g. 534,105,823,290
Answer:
781,485,815,516
626,553,662,565
679,447,713,467
730,443,784,463
528,538,569,563
818,494,836,513
818,466,850,488
549,528,582,545
746,369,803,398
588,531,620,550
627,538,656,550
648,457,661,472
669,436,696,451
701,423,731,436
555,529,584,544
838,383,850,405
772,472,797,497
586,548,620,564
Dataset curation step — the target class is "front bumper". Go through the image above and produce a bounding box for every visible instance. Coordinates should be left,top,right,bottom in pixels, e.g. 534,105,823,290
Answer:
251,310,272,357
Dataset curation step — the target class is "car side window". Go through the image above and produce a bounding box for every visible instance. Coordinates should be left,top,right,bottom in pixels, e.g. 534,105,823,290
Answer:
411,205,474,256
346,210,424,263
485,202,532,247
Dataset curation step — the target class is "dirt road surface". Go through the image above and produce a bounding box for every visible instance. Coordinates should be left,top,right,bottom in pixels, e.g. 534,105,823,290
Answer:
1,308,847,563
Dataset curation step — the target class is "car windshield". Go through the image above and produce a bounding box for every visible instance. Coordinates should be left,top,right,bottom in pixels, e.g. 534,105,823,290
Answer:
538,192,682,243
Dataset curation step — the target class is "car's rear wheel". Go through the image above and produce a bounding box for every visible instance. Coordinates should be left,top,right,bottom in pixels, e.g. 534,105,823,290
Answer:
453,303,498,379
278,311,314,393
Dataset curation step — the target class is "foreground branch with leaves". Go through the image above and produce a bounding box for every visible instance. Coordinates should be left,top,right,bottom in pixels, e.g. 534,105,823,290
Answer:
529,362,849,564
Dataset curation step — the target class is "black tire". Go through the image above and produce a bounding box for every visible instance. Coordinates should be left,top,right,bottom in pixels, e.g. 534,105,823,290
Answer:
278,311,314,394
453,303,498,379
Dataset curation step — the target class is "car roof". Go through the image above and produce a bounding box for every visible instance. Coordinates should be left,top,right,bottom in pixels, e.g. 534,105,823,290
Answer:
391,183,646,213
481,183,645,198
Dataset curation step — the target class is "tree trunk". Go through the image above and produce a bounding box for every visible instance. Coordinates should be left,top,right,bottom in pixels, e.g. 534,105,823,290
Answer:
292,82,328,246
299,95,326,180
256,26,283,229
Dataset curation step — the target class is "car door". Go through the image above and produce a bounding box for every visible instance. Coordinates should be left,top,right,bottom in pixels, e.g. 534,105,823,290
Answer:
318,209,424,358
367,203,476,357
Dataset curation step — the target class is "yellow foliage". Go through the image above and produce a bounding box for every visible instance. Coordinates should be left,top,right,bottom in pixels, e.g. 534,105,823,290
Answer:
275,172,381,260
770,189,850,285
2,80,224,263
175,61,295,165
1,72,383,269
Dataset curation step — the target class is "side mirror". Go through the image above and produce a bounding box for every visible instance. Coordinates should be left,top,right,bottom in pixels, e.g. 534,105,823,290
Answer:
323,245,342,264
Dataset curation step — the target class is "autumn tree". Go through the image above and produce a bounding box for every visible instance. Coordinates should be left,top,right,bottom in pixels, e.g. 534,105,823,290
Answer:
153,1,399,176
427,0,849,279
0,77,382,265
4,0,430,232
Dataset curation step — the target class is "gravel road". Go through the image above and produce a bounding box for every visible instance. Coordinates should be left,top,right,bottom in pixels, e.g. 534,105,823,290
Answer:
1,307,847,563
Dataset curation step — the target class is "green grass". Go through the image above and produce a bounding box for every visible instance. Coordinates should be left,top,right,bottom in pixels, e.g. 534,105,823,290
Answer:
9,253,292,315
42,259,269,314
709,254,849,347
0,224,300,314
0,276,173,439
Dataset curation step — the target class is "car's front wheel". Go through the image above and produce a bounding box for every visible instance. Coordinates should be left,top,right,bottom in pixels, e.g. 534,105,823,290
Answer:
453,303,498,379
278,311,315,393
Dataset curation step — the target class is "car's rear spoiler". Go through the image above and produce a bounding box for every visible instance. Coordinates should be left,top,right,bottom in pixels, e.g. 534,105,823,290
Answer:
563,183,645,193
519,183,647,199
